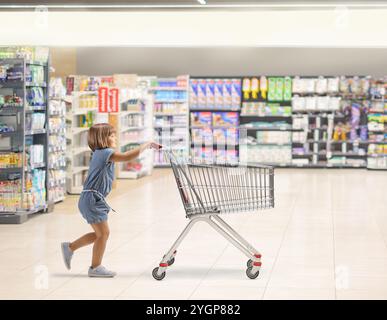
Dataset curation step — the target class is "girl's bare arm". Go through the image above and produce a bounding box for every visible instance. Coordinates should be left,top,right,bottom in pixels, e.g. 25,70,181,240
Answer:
110,142,161,163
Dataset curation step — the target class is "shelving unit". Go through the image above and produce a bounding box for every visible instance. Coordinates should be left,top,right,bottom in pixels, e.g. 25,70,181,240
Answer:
189,77,241,164
367,77,387,170
240,76,292,166
150,76,189,166
65,90,98,194
0,57,50,224
48,78,66,203
114,81,154,179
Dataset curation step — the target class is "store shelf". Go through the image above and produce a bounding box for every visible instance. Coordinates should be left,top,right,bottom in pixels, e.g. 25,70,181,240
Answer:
26,105,46,112
240,127,301,132
0,80,23,88
155,125,188,129
0,130,17,137
26,82,47,87
0,56,51,220
25,129,46,135
121,126,146,132
155,99,187,103
71,108,98,115
25,163,46,171
240,114,291,118
0,167,23,173
241,142,291,146
120,110,145,117
190,108,240,112
154,113,187,116
149,87,187,91
367,154,387,157
26,60,48,67
330,152,367,157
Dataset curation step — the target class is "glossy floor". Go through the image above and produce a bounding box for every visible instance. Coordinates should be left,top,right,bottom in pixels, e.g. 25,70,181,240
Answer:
0,169,386,300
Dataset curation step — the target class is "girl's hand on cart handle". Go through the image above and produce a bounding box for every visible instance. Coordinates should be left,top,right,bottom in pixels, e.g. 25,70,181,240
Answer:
141,142,162,152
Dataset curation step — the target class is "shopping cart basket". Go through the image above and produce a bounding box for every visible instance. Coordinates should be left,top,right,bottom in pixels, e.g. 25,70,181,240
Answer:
152,150,274,280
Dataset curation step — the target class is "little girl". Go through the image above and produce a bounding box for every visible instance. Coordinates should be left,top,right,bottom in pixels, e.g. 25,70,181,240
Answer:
61,123,160,278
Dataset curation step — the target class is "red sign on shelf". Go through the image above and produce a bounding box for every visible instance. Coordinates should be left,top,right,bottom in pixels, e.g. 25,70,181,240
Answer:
98,87,109,113
109,88,119,113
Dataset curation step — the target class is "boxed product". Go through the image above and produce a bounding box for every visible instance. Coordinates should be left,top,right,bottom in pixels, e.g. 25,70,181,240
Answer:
292,96,306,111
231,79,241,109
226,149,238,163
316,96,329,110
214,79,224,108
206,79,215,108
213,128,226,145
327,77,340,93
305,96,317,110
197,79,207,108
191,128,213,145
191,111,212,127
316,77,328,94
223,79,233,108
283,77,292,101
189,79,198,108
215,148,227,164
226,128,239,145
212,112,238,127
275,77,284,101
268,77,276,101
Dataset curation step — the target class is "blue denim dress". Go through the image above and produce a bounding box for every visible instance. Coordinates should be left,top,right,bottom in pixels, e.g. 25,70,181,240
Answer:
78,148,115,224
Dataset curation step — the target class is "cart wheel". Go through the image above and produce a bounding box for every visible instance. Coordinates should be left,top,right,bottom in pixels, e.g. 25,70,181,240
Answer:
247,259,253,268
168,257,175,266
152,267,166,281
246,266,260,279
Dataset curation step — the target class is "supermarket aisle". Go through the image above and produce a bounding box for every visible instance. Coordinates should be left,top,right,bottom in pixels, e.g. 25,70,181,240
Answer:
0,169,386,300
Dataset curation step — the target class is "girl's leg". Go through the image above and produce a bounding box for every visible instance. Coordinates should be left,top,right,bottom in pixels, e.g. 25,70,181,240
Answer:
90,221,110,268
69,232,97,252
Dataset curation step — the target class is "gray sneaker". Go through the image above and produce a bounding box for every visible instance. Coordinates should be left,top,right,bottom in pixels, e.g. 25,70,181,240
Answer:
88,265,117,278
61,242,73,270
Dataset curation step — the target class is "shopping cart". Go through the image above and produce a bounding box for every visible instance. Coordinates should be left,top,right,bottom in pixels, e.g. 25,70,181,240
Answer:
152,150,274,280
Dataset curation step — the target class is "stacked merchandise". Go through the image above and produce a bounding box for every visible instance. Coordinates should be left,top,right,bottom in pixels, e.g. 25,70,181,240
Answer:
291,76,370,167
189,78,241,164
0,47,50,222
65,75,99,194
48,78,67,202
150,76,189,166
116,81,153,179
240,76,293,165
367,78,387,170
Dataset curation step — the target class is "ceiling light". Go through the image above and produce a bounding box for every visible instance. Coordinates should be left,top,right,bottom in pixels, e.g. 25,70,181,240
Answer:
197,0,207,5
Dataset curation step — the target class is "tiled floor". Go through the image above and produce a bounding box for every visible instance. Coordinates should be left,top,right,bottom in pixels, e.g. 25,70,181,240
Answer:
0,168,386,300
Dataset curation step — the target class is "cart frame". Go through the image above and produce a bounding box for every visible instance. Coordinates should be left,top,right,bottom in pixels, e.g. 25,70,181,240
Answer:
152,151,274,280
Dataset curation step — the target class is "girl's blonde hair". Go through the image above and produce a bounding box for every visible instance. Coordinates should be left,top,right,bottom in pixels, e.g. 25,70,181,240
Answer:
87,123,116,151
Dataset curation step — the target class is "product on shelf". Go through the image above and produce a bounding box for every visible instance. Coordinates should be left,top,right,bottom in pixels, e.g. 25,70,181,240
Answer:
27,87,45,106
190,78,241,110
256,131,291,144
0,153,22,168
25,113,46,131
0,93,23,107
240,145,291,164
26,65,45,84
191,111,212,127
212,112,239,127
0,180,22,212
0,121,15,133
